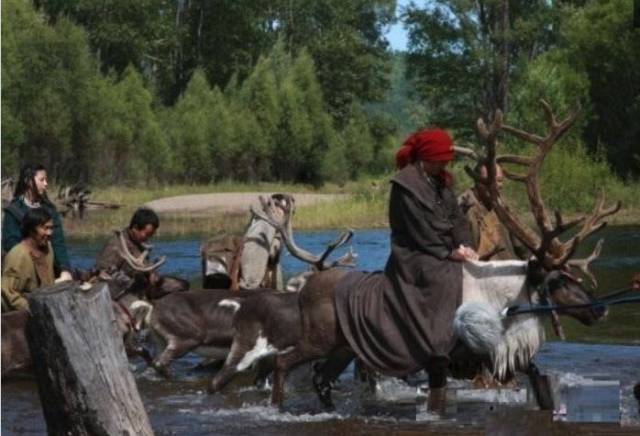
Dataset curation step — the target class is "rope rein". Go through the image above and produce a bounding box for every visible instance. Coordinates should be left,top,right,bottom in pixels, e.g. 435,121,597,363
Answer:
503,286,639,317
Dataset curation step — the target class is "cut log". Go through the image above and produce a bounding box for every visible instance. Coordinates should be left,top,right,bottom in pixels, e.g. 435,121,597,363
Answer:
26,281,154,436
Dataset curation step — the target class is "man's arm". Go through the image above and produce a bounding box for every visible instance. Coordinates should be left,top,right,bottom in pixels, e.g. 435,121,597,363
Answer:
1,255,31,311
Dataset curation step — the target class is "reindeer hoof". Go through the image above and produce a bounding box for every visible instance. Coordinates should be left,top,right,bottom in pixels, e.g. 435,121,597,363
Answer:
312,371,335,411
153,363,172,379
427,387,447,414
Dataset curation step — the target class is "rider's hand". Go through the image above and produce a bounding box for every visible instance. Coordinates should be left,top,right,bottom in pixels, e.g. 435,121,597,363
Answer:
448,245,479,262
461,245,479,261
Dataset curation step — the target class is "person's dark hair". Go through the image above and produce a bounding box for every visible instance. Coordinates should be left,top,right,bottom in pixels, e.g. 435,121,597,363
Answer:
21,207,53,239
129,207,159,230
13,163,48,201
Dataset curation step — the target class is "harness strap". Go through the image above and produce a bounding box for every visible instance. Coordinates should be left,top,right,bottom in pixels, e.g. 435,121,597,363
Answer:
115,301,138,332
229,237,245,292
503,294,640,317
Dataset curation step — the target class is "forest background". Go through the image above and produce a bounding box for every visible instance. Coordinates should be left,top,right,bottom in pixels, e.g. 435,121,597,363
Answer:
2,0,639,226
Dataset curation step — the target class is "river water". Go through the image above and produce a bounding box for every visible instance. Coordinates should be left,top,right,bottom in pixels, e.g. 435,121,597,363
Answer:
2,226,639,434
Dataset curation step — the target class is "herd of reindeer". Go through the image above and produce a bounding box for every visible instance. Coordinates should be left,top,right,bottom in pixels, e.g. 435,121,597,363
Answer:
1,102,622,412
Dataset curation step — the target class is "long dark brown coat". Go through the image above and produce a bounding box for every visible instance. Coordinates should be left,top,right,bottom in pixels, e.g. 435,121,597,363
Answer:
335,163,471,376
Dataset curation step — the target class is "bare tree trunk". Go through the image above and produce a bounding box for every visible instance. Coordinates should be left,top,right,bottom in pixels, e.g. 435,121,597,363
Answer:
498,0,510,115
26,281,154,436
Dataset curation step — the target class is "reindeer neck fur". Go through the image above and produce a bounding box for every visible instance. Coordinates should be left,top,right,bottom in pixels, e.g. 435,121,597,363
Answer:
461,260,532,308
458,260,545,380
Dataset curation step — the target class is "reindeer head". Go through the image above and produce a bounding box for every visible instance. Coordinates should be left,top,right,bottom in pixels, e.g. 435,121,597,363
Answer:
200,194,296,290
251,194,357,276
473,100,620,334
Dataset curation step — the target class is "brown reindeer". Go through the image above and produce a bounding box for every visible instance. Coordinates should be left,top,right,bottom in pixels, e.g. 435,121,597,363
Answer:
133,198,355,380
206,201,356,393
262,100,618,411
0,269,159,379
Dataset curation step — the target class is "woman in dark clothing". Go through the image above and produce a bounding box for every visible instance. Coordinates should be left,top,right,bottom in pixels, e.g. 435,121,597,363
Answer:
335,128,477,387
2,164,71,280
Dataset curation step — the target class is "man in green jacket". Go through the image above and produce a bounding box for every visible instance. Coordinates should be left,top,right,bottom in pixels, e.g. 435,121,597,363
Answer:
2,208,56,312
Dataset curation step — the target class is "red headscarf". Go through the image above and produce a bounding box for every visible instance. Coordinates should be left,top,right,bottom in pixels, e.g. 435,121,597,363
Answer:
395,128,455,169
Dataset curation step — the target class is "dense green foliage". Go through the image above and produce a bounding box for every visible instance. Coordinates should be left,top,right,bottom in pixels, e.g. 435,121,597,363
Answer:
404,0,639,180
2,0,396,184
2,0,638,191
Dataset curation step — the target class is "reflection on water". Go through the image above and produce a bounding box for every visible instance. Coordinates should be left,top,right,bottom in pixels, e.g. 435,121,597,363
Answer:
2,226,639,434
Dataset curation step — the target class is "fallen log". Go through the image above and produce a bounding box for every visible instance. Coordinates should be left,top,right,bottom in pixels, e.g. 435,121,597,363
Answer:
26,281,153,436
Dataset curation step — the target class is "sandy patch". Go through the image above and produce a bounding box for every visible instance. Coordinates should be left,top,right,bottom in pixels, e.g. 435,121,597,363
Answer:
144,192,348,214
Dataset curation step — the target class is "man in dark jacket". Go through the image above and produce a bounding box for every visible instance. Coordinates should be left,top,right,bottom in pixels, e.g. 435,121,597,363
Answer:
95,207,159,282
2,164,71,279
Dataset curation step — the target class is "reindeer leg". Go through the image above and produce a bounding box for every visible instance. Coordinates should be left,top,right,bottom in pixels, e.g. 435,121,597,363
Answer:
153,338,199,379
209,335,262,394
425,356,449,414
526,362,554,410
312,347,355,411
253,355,275,389
271,347,313,408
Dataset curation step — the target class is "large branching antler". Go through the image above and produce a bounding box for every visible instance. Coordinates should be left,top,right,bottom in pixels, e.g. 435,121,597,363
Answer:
470,100,620,272
250,195,357,271
117,231,166,272
566,239,604,288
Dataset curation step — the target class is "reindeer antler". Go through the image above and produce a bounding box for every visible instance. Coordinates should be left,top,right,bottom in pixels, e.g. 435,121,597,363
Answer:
566,239,604,288
472,100,621,270
117,231,165,272
251,195,357,270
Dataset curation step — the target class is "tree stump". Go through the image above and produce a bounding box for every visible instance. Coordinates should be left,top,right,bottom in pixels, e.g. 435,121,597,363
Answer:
26,281,154,436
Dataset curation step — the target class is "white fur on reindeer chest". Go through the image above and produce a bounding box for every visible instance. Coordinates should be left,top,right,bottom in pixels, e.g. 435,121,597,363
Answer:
455,260,546,379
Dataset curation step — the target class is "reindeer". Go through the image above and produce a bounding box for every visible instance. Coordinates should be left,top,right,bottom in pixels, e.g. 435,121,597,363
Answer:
207,203,356,393
1,233,187,378
55,183,121,219
0,268,160,378
201,194,292,291
132,197,356,380
260,100,618,411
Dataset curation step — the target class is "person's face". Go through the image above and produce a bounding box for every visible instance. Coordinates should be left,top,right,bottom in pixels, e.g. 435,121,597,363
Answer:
130,224,157,243
421,160,449,176
31,170,48,197
31,219,54,249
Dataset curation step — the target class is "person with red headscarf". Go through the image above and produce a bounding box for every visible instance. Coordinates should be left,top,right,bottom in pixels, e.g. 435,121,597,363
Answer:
333,128,477,407
390,128,477,262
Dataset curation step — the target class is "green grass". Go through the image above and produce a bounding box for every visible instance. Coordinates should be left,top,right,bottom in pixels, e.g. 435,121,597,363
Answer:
60,151,639,241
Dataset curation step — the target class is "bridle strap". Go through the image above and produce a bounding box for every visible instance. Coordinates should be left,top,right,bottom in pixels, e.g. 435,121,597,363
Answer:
229,238,245,292
115,300,138,332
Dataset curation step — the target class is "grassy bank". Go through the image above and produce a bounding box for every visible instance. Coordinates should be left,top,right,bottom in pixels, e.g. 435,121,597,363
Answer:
62,165,639,241
62,180,382,240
